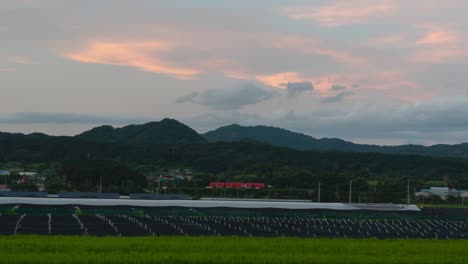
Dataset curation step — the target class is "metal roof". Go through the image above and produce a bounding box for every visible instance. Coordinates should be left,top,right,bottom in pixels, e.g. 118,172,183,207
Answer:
0,197,420,211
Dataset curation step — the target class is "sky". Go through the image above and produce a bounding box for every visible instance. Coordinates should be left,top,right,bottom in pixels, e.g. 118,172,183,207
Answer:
2,0,468,145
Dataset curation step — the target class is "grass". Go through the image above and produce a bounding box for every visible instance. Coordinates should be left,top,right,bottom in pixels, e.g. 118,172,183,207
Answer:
417,203,467,209
0,236,466,263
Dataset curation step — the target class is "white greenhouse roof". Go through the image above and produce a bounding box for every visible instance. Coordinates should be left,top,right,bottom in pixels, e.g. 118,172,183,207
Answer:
0,197,420,211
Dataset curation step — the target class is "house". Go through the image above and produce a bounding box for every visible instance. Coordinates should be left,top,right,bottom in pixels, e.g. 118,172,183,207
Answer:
415,187,467,200
19,172,38,177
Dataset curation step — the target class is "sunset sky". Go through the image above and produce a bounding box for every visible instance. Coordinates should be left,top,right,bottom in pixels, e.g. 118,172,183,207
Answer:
2,0,468,145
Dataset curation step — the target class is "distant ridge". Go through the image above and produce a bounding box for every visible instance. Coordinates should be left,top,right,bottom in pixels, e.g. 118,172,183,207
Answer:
203,124,468,159
76,118,206,145
202,124,378,151
202,124,359,151
2,119,468,158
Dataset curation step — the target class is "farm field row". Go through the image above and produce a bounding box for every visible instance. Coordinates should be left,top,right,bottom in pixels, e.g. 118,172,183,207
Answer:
0,236,467,263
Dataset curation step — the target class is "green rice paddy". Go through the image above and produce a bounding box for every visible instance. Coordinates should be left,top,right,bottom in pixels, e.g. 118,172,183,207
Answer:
0,236,466,263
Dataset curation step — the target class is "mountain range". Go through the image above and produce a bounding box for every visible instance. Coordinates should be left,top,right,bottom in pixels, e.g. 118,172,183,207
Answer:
203,124,468,159
76,118,206,145
3,118,468,159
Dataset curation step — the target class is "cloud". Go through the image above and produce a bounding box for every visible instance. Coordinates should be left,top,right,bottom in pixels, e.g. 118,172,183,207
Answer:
269,35,367,68
0,112,148,125
65,41,200,79
176,83,276,110
285,1,395,27
4,0,468,145
63,30,363,84
313,98,468,142
256,72,303,88
283,82,314,96
0,68,16,72
416,30,457,46
187,97,468,145
321,91,353,103
175,92,199,104
331,85,346,91
8,56,35,65
256,72,361,95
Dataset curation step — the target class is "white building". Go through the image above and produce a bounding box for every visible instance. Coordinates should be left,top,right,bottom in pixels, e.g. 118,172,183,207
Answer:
19,172,37,177
415,187,468,200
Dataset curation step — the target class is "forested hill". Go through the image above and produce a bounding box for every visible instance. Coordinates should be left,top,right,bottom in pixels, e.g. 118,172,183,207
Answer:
1,135,468,190
203,124,468,159
2,119,468,159
76,118,206,145
3,119,468,193
203,124,360,151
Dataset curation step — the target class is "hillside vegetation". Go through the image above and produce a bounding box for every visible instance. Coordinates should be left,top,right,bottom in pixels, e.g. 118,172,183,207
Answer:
204,124,468,159
77,118,206,145
2,119,468,198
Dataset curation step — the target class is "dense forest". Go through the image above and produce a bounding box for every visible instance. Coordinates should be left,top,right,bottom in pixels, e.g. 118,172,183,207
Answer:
204,124,468,159
1,119,468,202
1,134,468,199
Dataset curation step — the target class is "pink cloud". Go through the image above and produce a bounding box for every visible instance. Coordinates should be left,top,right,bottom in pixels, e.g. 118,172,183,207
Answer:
256,72,302,89
370,29,459,49
285,0,468,27
286,1,395,27
409,49,468,64
367,24,468,71
370,34,411,47
256,72,360,95
65,41,200,79
63,29,366,84
59,18,462,104
0,68,16,72
416,30,457,46
8,56,35,65
271,35,367,67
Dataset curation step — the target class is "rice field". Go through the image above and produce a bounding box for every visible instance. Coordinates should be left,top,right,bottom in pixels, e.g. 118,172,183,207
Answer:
0,236,467,263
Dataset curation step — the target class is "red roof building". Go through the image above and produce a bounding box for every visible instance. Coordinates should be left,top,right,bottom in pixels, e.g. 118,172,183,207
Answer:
208,182,265,189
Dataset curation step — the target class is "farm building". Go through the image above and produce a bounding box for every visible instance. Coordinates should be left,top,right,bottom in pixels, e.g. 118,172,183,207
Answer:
208,182,266,189
415,187,468,200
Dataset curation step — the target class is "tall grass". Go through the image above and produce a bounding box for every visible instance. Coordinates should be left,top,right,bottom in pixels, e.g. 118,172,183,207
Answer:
0,236,466,263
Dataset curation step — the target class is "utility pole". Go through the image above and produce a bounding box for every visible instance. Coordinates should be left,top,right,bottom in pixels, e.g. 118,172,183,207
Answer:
318,182,321,203
98,175,102,193
407,179,410,204
349,180,352,203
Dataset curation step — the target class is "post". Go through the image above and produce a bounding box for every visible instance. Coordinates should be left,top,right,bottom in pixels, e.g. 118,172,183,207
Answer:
407,179,410,204
98,175,102,193
318,182,321,203
157,179,160,194
349,180,352,203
